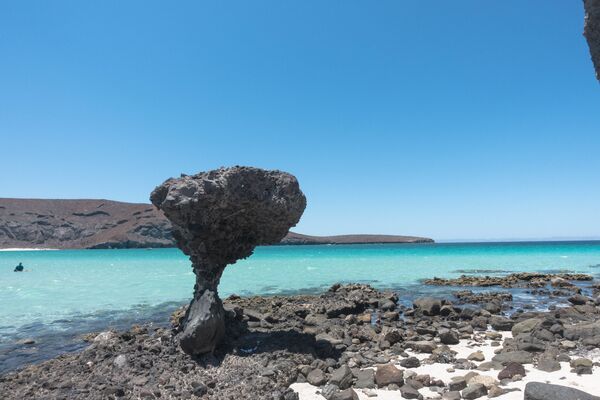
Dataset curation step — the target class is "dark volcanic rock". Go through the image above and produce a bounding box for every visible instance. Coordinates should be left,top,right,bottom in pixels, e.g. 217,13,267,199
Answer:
375,364,404,387
497,362,526,380
584,0,600,80
524,382,600,400
413,297,442,316
151,166,306,355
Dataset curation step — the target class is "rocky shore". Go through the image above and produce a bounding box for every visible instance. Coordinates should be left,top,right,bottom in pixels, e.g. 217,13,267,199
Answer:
2,273,600,400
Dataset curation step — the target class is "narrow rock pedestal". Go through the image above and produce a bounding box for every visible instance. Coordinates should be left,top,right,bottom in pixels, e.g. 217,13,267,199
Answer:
151,166,306,355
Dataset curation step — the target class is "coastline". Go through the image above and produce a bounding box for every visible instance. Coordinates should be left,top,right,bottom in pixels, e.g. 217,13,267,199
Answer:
0,248,58,252
2,274,600,399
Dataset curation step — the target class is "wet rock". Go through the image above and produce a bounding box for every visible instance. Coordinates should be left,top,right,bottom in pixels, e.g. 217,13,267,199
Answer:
151,166,306,355
375,364,404,387
489,316,513,331
413,297,442,316
524,382,600,400
497,362,525,380
568,294,588,305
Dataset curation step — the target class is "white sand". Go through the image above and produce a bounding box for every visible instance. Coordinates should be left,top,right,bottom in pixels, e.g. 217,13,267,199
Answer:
291,331,600,399
0,248,58,251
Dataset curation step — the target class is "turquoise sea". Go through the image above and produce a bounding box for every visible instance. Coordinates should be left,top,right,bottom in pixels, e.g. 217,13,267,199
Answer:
2,241,600,371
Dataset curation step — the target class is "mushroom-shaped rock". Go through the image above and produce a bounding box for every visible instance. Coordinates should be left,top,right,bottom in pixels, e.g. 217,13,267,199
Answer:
151,166,306,355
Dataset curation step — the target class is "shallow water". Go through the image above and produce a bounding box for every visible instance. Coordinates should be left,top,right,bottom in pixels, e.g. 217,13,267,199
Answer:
1,241,600,372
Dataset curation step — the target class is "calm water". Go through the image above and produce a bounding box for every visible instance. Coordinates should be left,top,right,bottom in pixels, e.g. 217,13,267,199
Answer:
2,241,600,371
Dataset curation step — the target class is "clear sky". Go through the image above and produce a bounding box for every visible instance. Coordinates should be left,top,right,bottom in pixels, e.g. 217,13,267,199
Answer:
1,1,599,241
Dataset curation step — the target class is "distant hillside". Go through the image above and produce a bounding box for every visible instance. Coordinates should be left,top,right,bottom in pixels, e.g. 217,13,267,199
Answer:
281,232,433,245
0,198,433,249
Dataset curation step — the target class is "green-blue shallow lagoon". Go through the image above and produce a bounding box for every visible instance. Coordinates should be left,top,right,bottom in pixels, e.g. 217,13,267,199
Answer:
2,241,600,371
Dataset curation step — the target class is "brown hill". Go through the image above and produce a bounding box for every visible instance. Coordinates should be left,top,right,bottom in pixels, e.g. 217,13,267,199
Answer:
0,198,433,249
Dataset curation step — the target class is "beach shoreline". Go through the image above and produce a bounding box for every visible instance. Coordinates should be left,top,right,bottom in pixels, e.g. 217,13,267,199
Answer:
2,273,600,399
0,248,58,252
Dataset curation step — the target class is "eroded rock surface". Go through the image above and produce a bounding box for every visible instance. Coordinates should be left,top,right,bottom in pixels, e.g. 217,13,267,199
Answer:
150,166,306,354
584,0,600,80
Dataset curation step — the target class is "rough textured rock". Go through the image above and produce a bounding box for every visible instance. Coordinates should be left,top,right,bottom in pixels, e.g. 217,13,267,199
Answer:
524,382,600,400
584,0,600,80
375,364,404,387
497,362,525,380
151,166,306,354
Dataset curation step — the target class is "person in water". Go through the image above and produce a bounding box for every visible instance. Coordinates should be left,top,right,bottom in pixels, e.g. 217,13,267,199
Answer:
14,262,24,272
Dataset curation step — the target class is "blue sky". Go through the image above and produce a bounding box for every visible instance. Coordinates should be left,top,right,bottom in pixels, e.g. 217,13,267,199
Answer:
1,1,599,241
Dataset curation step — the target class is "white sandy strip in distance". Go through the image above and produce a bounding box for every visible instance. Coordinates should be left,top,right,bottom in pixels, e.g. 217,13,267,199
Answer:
0,248,58,251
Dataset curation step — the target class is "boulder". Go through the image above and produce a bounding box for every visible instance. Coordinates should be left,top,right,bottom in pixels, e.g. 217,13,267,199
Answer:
329,365,353,390
400,384,420,399
151,166,305,355
307,369,327,386
354,369,375,389
332,388,359,400
375,364,404,387
536,358,561,372
400,357,421,368
413,297,442,316
439,329,460,345
511,318,542,337
461,383,487,399
489,316,513,331
497,362,526,380
409,340,437,353
568,294,588,305
524,382,599,400
563,321,600,341
492,351,533,365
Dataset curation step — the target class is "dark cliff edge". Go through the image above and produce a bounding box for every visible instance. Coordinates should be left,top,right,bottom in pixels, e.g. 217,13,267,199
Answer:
0,198,434,249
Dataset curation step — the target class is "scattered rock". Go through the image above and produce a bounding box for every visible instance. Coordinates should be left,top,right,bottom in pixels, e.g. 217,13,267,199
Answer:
497,362,526,380
461,383,488,399
524,382,600,400
375,364,404,387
